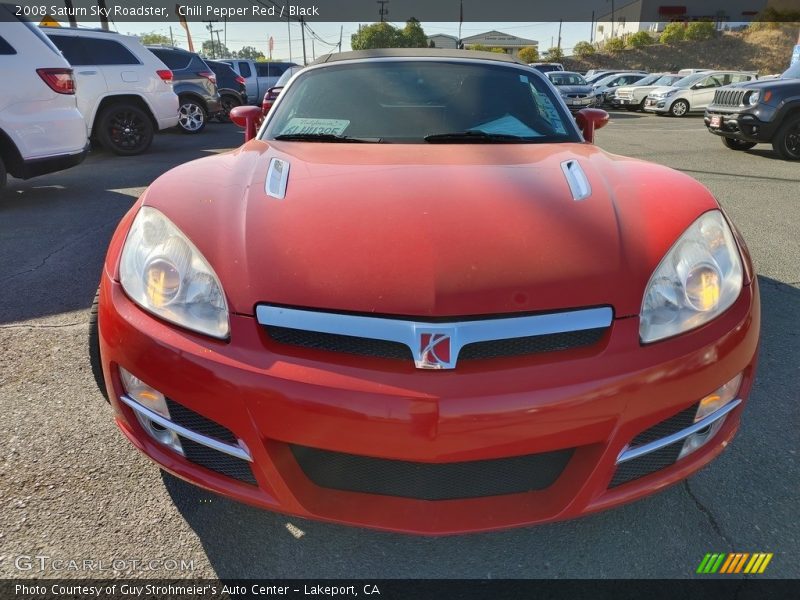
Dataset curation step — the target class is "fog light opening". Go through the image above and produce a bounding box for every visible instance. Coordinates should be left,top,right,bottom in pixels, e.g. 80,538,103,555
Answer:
118,366,171,419
134,413,184,456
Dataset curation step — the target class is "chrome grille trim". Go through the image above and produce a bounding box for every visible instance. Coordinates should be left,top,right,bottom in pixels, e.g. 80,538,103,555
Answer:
615,399,741,465
256,305,613,369
120,395,253,462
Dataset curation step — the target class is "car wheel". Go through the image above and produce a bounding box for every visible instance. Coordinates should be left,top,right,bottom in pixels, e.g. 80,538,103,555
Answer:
722,137,757,151
88,287,108,402
670,99,689,117
217,94,241,123
96,103,154,156
771,114,800,160
178,97,207,134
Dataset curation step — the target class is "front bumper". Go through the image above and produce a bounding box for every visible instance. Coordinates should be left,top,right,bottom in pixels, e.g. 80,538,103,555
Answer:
643,97,672,113
704,109,778,143
99,275,760,534
611,97,640,108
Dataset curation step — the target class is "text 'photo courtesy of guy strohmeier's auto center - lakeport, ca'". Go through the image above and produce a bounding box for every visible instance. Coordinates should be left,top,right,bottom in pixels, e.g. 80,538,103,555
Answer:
1,0,799,598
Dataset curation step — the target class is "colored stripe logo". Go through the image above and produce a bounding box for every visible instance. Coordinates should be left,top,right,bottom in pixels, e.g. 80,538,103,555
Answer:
697,552,773,574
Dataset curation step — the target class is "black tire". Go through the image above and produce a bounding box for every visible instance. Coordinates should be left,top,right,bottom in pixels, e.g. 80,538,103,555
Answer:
217,94,241,123
669,99,690,117
96,103,154,156
771,114,800,160
722,137,756,151
178,96,207,133
88,287,108,402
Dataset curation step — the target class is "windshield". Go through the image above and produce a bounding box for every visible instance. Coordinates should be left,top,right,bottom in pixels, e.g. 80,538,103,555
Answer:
264,61,580,144
654,74,683,86
548,72,587,86
781,62,800,79
633,73,661,86
674,72,707,88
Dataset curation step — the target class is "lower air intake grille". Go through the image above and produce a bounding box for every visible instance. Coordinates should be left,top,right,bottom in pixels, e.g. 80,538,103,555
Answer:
609,402,700,488
289,445,574,500
179,437,257,486
166,398,238,445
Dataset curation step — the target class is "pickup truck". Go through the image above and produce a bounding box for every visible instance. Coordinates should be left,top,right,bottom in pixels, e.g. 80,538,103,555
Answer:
220,59,297,105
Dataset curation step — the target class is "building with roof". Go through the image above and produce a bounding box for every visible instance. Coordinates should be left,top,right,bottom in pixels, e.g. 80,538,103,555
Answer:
427,30,538,57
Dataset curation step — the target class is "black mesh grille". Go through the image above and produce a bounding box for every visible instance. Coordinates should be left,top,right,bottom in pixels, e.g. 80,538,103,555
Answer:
609,402,700,488
267,326,412,360
289,445,574,500
266,324,607,363
460,327,606,360
609,443,683,488
630,403,699,447
166,398,238,445
179,437,257,485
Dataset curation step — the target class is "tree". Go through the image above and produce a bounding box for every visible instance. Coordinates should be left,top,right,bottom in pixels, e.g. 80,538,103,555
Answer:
138,32,171,46
517,46,539,63
685,21,716,41
401,18,428,48
626,31,653,48
351,22,404,50
467,43,490,51
543,46,564,61
237,45,266,60
572,41,595,58
201,39,233,59
659,22,686,44
605,37,625,53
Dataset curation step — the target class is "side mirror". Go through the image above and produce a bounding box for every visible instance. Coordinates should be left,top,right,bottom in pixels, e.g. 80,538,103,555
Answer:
575,108,609,144
230,105,263,142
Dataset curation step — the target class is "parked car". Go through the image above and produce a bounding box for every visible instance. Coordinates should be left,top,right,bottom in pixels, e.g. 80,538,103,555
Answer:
0,10,87,191
221,59,297,105
528,62,564,73
677,68,713,76
704,60,800,159
206,59,246,122
45,28,178,155
91,49,759,534
592,72,649,106
147,46,220,133
545,71,596,112
261,65,302,115
612,73,685,111
644,71,758,117
585,69,647,85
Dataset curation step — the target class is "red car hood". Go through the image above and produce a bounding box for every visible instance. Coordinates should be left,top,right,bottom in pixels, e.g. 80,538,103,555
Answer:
139,141,718,318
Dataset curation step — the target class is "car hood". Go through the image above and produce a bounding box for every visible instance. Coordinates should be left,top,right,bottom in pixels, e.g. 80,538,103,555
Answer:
647,85,682,96
722,78,792,90
617,84,662,94
138,142,718,318
555,85,593,95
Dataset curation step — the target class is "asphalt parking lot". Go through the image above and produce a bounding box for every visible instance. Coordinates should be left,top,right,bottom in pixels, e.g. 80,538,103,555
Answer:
0,114,798,580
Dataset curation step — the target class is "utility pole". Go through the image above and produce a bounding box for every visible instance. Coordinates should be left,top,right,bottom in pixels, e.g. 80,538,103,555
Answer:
377,0,389,22
287,2,292,62
96,0,109,30
203,20,217,57
590,10,594,43
63,0,77,27
214,29,223,57
611,0,615,39
338,25,343,52
300,17,307,65
311,36,315,60
169,26,174,46
557,19,562,51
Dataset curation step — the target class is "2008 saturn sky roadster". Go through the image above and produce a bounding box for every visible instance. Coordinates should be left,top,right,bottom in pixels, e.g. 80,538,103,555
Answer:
90,49,760,534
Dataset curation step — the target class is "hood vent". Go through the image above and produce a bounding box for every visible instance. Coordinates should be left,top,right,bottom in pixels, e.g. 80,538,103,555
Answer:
266,157,290,199
560,159,591,201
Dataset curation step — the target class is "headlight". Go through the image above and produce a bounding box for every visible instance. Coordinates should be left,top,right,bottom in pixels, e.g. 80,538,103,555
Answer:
640,211,743,343
120,206,229,339
746,90,760,106
664,89,678,98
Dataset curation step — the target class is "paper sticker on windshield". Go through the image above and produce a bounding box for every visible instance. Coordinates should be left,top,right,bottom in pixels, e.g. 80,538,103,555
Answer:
281,118,350,136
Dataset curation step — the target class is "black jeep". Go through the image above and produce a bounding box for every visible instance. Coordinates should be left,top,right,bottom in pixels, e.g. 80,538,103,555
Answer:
704,61,800,160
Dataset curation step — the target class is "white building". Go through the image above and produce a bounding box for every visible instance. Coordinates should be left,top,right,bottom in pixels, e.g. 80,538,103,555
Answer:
427,31,538,57
594,0,770,42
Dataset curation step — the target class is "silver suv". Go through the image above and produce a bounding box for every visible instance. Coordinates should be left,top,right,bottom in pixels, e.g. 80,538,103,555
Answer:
644,71,758,117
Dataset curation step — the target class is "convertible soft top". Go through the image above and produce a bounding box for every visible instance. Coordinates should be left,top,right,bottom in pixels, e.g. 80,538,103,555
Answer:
310,47,526,65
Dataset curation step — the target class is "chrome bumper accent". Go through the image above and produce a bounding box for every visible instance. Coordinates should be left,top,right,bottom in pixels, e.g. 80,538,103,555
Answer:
256,305,613,369
616,399,741,464
120,395,252,462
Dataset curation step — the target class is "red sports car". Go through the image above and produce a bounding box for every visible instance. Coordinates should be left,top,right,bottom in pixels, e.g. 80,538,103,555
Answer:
91,49,760,534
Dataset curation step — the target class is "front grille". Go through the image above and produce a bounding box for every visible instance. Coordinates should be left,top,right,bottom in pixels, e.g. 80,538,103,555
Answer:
265,324,607,362
566,93,588,98
179,437,257,485
289,444,574,500
713,89,746,107
267,326,413,360
616,91,632,98
166,399,238,445
609,402,700,488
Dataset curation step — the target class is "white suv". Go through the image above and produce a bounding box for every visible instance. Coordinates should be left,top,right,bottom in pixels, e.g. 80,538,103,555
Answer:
45,28,179,155
0,10,88,192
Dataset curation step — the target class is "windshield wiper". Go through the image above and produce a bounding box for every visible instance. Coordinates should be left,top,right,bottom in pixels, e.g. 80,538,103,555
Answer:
273,133,382,143
424,131,540,143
